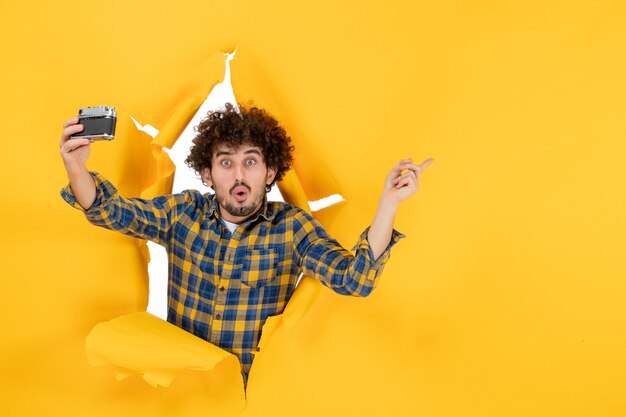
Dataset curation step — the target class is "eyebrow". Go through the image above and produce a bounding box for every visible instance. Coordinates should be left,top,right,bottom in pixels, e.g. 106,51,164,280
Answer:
215,149,262,157
215,150,235,157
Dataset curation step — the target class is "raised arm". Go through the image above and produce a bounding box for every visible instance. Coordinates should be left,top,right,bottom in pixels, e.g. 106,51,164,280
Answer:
59,116,96,210
59,116,197,246
367,157,433,260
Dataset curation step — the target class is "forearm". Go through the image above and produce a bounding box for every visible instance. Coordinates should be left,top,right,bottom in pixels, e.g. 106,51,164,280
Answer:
367,199,398,260
61,171,196,246
65,161,96,210
298,229,403,297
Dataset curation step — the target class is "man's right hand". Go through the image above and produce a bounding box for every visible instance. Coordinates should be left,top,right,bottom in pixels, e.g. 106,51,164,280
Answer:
60,117,97,210
60,117,91,171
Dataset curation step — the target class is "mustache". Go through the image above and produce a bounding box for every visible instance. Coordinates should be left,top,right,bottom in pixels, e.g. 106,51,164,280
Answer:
229,181,251,194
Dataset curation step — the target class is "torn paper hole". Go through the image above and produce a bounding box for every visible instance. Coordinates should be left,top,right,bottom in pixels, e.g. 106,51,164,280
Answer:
95,49,327,395
145,50,285,319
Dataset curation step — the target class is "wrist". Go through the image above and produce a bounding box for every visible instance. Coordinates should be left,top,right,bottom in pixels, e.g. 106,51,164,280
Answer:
378,194,399,214
64,160,88,178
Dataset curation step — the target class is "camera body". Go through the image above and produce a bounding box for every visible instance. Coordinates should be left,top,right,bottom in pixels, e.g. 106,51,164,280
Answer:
70,106,117,140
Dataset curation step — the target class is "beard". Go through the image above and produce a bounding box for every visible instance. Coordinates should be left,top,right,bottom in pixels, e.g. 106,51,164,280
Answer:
219,199,259,217
215,181,265,218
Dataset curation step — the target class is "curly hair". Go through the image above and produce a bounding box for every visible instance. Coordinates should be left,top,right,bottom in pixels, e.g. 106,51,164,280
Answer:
185,103,294,189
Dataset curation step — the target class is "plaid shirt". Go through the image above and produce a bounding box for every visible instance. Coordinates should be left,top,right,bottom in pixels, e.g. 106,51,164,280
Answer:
61,172,403,380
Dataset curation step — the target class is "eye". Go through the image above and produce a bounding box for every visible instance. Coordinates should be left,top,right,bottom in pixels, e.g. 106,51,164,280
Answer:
221,159,231,167
245,159,256,166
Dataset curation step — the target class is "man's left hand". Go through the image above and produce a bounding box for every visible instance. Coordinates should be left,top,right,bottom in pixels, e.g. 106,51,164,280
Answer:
381,158,434,206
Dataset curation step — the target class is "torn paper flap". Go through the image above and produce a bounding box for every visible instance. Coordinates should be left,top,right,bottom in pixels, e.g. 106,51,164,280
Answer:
85,312,243,389
130,116,160,138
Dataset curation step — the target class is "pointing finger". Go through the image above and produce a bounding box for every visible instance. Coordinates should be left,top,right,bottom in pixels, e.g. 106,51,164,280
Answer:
418,158,434,171
397,158,434,175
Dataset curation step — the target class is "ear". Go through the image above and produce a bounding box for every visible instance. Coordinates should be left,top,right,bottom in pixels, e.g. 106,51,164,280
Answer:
200,167,212,188
266,166,277,185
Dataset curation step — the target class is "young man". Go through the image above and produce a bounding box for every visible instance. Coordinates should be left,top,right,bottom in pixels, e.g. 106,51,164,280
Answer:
59,103,433,383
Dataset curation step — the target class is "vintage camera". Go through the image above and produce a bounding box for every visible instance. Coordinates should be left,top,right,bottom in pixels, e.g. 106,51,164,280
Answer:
70,106,117,140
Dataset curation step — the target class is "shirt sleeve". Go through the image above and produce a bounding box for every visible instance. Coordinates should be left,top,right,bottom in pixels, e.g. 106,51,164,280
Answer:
293,209,405,297
60,171,197,246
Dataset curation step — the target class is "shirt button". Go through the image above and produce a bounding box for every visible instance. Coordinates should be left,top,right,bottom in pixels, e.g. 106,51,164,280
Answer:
226,253,232,261
215,313,222,320
220,286,225,292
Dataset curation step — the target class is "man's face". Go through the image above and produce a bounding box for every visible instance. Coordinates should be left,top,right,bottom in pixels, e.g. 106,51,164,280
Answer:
201,144,276,224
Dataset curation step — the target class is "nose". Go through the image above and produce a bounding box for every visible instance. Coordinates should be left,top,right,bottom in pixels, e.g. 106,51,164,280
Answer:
234,163,244,182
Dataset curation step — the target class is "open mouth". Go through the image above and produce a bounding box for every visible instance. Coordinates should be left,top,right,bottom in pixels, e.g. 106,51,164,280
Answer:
232,186,250,203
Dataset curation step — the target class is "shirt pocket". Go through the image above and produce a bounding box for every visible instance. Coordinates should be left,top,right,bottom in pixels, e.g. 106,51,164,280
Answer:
241,248,278,288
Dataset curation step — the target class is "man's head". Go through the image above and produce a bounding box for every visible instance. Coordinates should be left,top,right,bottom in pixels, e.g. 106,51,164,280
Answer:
185,103,294,223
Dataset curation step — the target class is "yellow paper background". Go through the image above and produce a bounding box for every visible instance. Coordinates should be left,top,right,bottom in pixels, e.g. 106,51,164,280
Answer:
2,1,626,416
